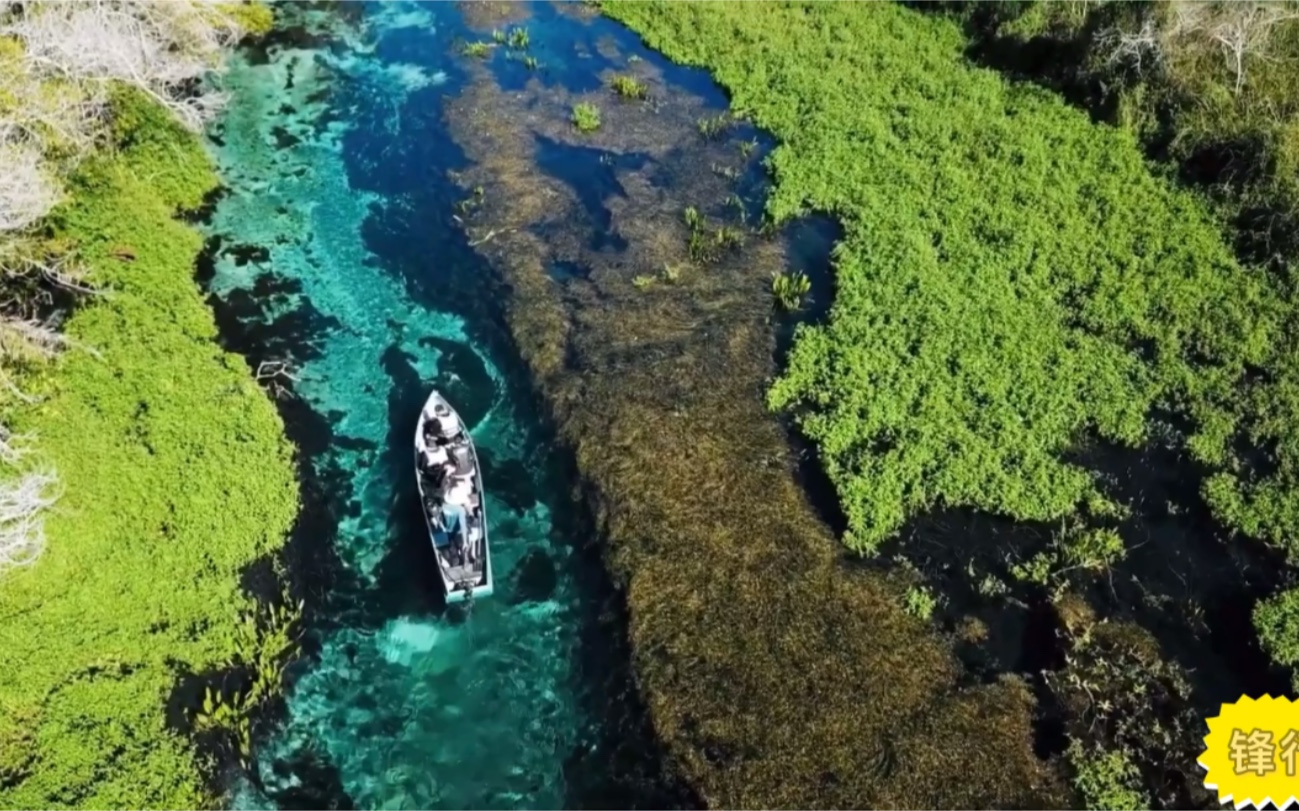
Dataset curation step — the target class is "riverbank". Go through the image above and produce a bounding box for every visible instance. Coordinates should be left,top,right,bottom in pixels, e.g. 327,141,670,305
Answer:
0,70,297,811
600,2,1298,808
444,4,1065,807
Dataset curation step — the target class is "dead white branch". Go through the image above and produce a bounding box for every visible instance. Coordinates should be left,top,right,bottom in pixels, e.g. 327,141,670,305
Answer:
1163,0,1299,95
2,0,247,132
0,424,31,465
0,466,60,573
1098,16,1164,74
0,143,61,232
255,359,300,400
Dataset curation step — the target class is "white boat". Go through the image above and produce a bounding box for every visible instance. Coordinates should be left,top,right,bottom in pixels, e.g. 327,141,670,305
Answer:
414,390,492,603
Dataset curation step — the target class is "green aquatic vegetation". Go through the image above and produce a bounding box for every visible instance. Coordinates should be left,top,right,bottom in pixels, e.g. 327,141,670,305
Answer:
193,596,303,767
631,273,656,289
710,161,739,180
522,55,539,70
0,86,298,808
455,184,485,215
1010,523,1127,595
462,40,493,58
602,1,1287,556
739,137,759,158
681,205,701,231
609,73,648,99
507,26,529,49
1254,587,1299,690
903,584,938,620
491,27,507,44
661,262,683,283
772,270,811,311
571,102,601,133
1066,740,1150,811
696,112,731,139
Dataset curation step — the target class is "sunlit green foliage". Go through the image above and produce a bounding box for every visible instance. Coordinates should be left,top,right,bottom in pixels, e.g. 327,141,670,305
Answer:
602,0,1291,557
463,40,492,58
609,73,647,99
1254,586,1299,690
0,86,298,808
772,270,810,311
1066,740,1151,811
571,101,601,132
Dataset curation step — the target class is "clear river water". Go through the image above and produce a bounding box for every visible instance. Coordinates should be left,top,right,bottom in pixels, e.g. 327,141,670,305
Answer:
194,2,705,808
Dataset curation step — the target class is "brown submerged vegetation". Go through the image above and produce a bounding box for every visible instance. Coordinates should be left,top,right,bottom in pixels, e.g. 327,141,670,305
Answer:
444,14,1067,809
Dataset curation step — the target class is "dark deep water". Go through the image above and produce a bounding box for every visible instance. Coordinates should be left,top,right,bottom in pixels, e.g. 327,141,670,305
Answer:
196,3,698,808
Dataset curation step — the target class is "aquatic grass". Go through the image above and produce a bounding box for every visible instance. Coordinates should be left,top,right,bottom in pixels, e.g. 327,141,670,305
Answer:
462,40,493,58
696,112,730,139
522,55,539,70
447,53,1066,810
772,270,810,311
631,273,655,289
605,0,1284,556
507,26,530,49
571,101,601,133
0,86,297,808
609,73,648,99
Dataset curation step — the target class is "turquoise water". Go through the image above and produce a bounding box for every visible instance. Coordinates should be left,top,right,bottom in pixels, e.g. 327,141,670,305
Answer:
195,4,681,808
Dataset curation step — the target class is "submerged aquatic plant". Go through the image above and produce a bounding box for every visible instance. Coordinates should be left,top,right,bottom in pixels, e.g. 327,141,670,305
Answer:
772,270,811,311
571,102,601,133
508,27,529,49
697,113,731,140
491,28,507,43
610,74,648,99
522,55,539,70
682,205,702,231
632,273,656,289
462,40,492,58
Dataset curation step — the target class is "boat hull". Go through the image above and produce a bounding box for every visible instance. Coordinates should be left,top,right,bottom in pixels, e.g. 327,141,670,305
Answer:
415,390,492,602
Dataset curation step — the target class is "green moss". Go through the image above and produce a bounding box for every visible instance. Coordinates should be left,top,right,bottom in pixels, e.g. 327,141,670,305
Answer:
601,0,1286,557
0,86,298,808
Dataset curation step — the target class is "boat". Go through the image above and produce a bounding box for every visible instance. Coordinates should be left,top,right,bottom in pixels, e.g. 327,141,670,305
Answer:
414,390,493,603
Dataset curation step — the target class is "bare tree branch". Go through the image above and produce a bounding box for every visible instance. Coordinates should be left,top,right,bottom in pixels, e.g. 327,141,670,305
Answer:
0,466,60,574
0,143,61,233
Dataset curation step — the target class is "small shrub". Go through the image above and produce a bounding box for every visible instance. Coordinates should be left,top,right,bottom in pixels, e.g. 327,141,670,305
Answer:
903,584,938,620
571,102,601,133
610,74,648,99
1066,740,1151,811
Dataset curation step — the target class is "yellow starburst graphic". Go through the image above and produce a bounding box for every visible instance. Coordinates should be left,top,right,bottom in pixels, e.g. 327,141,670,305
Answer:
1200,694,1299,809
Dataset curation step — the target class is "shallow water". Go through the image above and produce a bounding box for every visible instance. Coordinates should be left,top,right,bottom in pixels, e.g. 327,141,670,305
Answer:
195,3,677,808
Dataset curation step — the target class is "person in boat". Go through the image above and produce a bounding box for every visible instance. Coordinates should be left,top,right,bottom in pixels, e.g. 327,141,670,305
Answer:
427,401,459,441
441,474,475,560
418,441,450,474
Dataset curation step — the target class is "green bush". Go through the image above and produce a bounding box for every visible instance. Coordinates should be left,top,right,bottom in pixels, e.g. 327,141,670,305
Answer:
1066,739,1151,811
601,0,1288,557
0,86,298,809
571,101,601,132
